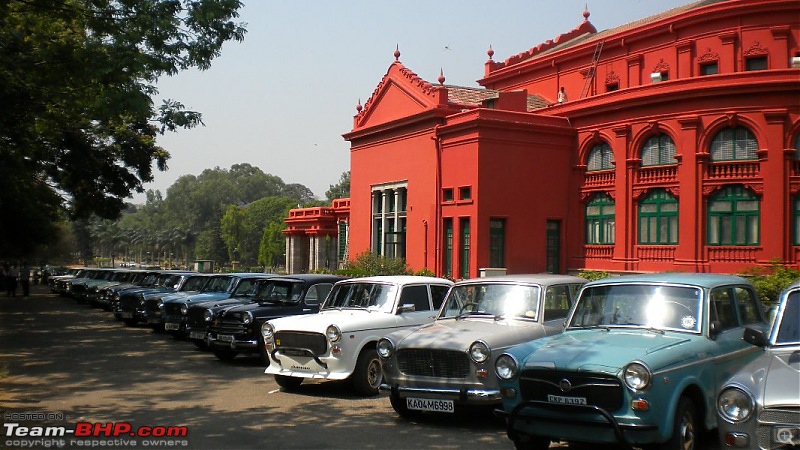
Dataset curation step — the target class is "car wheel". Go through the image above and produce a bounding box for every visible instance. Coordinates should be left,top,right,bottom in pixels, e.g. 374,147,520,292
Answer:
660,397,697,450
212,348,237,361
389,393,421,419
351,348,382,396
274,375,303,391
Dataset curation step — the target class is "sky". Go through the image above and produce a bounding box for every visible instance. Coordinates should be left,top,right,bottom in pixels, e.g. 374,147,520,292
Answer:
136,0,695,203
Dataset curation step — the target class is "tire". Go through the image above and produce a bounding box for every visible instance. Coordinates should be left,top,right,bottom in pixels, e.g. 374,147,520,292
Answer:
351,348,382,396
659,397,697,450
213,348,237,361
274,375,303,391
389,392,421,419
192,340,208,349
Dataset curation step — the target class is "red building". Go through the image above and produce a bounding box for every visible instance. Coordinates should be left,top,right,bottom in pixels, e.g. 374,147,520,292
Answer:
285,0,800,278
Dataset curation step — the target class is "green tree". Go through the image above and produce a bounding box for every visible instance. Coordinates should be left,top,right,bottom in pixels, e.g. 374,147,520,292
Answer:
0,0,246,236
220,196,296,266
325,171,350,203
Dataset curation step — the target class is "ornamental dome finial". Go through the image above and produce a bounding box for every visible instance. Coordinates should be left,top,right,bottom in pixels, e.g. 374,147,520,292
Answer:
487,45,494,60
394,44,401,61
583,4,590,21
438,68,445,85
356,99,362,112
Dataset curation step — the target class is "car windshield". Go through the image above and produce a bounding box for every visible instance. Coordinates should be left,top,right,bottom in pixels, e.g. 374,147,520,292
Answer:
182,276,208,291
203,276,232,292
775,290,800,345
231,278,262,296
323,283,397,311
439,284,540,320
255,281,304,304
568,284,702,333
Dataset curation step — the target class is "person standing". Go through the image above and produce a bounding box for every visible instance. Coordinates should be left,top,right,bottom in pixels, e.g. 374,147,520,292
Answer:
19,261,31,297
557,86,568,104
7,262,18,297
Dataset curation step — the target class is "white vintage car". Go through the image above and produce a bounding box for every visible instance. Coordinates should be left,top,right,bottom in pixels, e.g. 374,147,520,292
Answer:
262,275,453,395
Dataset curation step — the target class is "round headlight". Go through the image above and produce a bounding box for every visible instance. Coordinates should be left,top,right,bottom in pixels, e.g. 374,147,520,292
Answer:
326,324,341,342
261,322,274,340
243,311,253,325
180,304,188,315
495,354,519,380
469,341,491,363
623,362,652,391
377,338,394,359
718,386,754,423
203,310,214,322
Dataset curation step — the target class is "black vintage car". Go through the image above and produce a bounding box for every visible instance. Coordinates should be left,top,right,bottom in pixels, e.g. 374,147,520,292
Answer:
161,273,274,338
184,280,269,349
207,274,348,364
117,271,197,326
143,274,212,331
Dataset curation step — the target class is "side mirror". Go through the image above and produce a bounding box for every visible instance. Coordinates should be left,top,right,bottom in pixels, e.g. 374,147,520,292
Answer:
709,320,722,340
397,304,416,314
743,327,768,347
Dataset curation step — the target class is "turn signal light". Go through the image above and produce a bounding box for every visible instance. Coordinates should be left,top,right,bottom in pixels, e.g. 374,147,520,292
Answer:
631,399,650,411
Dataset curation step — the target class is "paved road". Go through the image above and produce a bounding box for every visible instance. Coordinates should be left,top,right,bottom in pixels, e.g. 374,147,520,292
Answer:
1,286,720,450
0,286,512,450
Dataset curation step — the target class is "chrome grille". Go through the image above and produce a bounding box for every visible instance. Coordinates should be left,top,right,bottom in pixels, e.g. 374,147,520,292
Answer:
274,332,327,356
210,318,246,335
759,408,800,425
119,295,141,311
519,369,624,412
186,307,208,329
397,349,470,378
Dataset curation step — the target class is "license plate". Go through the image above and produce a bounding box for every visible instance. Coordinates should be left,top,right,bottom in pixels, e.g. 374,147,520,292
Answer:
547,394,587,405
189,331,206,340
120,312,133,319
217,334,234,342
164,323,180,331
406,398,454,413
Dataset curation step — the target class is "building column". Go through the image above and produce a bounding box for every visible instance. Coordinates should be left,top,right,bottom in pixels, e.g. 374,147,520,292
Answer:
612,125,635,270
762,110,790,263
674,115,706,271
718,31,737,73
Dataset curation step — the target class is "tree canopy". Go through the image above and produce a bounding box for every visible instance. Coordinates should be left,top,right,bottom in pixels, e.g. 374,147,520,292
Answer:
0,0,246,256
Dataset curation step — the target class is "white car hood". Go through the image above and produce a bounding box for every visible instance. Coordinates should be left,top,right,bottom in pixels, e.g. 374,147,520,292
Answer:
398,319,543,351
763,347,800,408
268,308,397,333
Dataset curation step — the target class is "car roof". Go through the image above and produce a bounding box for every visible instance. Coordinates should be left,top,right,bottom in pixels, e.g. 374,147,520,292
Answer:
335,275,453,285
585,272,750,288
454,273,586,286
268,274,350,283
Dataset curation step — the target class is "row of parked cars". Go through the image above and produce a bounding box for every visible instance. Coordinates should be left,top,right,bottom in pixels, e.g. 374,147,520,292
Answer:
50,267,798,450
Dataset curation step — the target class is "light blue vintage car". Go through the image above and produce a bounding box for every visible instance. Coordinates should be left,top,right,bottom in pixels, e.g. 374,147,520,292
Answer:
716,280,800,450
494,273,769,450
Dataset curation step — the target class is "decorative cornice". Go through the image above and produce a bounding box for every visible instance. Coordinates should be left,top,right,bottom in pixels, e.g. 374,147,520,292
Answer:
605,71,620,86
744,41,769,57
652,58,670,74
697,48,719,64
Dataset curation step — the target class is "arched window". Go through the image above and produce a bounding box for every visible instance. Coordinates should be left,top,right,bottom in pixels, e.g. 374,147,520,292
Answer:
709,126,758,161
587,143,614,171
794,195,800,245
638,189,678,245
586,193,615,245
707,186,759,246
641,134,677,166
795,133,800,158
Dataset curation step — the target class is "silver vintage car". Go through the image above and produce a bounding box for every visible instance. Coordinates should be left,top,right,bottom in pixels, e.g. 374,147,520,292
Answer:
378,274,585,417
717,280,800,449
